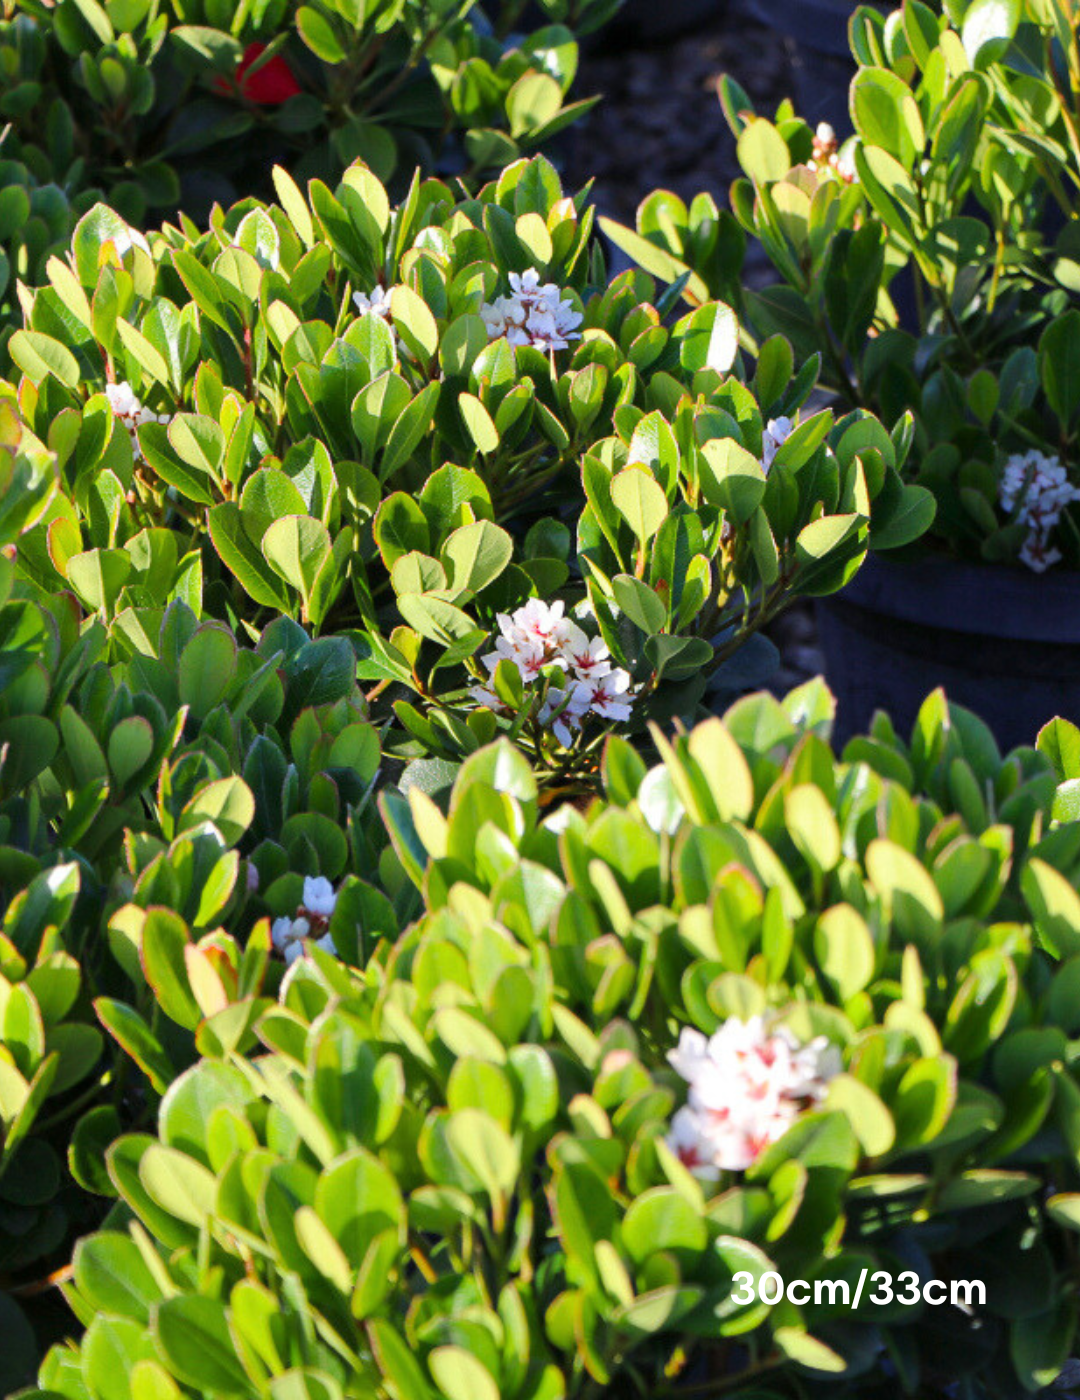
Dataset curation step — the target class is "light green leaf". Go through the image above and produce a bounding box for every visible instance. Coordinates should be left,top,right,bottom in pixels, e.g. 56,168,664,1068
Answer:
179,777,255,846
428,1348,499,1400
698,438,766,523
9,331,80,388
610,465,668,545
442,520,513,597
263,515,332,613
458,392,500,456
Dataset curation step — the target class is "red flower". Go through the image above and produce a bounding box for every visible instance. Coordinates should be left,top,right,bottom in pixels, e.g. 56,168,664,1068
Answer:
215,41,301,105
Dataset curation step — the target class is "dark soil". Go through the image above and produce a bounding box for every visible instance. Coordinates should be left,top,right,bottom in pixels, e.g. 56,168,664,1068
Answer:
563,3,827,699
564,1,790,233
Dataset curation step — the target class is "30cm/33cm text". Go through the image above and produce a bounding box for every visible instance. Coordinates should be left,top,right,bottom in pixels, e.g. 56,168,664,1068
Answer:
732,1270,987,1310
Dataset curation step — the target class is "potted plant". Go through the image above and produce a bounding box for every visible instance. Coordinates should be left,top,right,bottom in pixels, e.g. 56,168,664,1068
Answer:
6,156,929,805
23,691,1080,1398
605,0,1080,749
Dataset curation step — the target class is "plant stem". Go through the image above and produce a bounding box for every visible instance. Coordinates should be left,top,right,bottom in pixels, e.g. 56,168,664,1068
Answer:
912,262,927,335
3,1262,75,1298
32,1074,111,1136
362,13,455,118
658,1353,785,1398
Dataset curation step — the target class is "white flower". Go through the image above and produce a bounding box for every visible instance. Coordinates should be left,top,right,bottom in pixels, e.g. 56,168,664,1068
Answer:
537,683,591,747
667,1026,711,1082
571,668,634,724
807,124,857,184
269,877,341,965
105,381,143,421
468,682,509,713
480,299,514,341
271,915,335,967
514,642,551,681
354,286,393,319
470,597,638,743
560,627,612,680
665,1017,839,1177
302,875,337,918
1020,538,1063,573
667,1105,723,1181
836,147,858,182
999,449,1080,573
788,1033,843,1098
502,598,575,652
105,381,170,461
762,416,794,473
509,268,543,298
484,636,548,683
481,268,583,353
484,295,533,348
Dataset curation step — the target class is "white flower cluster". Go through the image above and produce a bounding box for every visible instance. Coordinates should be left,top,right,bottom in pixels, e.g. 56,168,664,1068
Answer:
481,269,583,352
270,875,339,966
762,416,794,473
105,381,170,462
470,599,634,746
999,449,1080,573
666,1017,841,1178
807,123,857,183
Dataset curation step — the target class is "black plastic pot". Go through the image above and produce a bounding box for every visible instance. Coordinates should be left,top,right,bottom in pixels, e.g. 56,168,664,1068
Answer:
815,554,1080,751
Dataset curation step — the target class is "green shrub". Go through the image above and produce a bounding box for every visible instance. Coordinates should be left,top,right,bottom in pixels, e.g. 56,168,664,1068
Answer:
606,0,1080,572
0,581,394,917
0,595,399,1360
0,865,110,1286
1038,715,1080,826
26,685,1080,1399
0,153,83,339
6,157,931,792
0,423,413,1348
